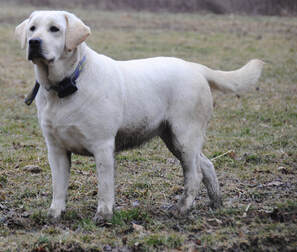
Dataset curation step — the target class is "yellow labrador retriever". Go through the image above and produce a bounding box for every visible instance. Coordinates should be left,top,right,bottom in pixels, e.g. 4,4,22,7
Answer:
15,11,263,223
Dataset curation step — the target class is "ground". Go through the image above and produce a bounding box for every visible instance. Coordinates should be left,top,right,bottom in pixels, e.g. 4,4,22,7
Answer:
0,3,296,251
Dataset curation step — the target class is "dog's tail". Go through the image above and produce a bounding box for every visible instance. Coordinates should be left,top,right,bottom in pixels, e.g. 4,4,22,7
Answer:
196,59,264,94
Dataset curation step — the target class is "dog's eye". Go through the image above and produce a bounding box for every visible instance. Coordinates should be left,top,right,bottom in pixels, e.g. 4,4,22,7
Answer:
30,26,36,32
50,26,59,32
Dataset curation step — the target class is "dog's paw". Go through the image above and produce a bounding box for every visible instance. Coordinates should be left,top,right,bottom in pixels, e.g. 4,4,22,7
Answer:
47,208,63,223
209,197,223,209
168,204,188,218
93,212,113,226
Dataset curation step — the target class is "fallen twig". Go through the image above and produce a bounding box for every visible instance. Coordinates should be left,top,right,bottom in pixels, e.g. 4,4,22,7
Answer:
243,203,251,217
211,150,235,162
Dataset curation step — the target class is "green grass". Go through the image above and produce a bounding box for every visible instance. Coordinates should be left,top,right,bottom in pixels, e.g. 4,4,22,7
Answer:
0,3,297,251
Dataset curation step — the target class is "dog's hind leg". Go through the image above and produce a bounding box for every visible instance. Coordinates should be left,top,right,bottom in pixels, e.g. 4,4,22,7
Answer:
200,153,222,209
161,122,204,214
162,125,222,212
178,147,203,214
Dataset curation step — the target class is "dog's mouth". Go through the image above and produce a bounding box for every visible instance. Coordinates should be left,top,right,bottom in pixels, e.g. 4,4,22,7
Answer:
28,51,44,61
48,57,55,64
29,51,55,65
28,45,55,64
28,46,45,60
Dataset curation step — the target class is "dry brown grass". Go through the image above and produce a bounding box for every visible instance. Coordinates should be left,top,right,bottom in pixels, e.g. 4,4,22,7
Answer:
1,0,297,15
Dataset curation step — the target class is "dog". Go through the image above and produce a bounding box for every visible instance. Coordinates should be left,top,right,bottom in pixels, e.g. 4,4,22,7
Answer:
15,10,263,223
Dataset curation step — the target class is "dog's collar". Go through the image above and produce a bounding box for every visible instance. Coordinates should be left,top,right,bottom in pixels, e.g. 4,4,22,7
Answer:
25,56,86,105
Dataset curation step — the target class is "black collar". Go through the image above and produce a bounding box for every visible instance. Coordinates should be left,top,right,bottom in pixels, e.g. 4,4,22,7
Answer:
25,56,86,105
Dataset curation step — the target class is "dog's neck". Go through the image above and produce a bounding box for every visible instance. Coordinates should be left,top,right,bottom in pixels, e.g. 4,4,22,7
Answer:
34,43,86,90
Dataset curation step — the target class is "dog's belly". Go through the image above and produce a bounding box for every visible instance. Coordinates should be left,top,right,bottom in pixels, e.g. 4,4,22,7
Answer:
58,126,161,154
44,114,166,154
115,122,166,152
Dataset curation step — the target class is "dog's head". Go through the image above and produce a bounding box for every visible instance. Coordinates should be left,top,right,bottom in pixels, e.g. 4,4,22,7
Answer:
15,11,90,64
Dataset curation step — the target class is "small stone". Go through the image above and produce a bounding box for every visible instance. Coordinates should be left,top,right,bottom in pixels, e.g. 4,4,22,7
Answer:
0,216,7,223
21,211,30,218
103,245,112,251
0,203,7,210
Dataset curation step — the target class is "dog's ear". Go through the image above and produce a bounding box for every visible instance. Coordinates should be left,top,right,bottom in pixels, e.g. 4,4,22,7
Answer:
15,19,29,49
64,12,91,51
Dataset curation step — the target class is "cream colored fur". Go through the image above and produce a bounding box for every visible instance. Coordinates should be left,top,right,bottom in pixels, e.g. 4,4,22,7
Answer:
15,11,264,222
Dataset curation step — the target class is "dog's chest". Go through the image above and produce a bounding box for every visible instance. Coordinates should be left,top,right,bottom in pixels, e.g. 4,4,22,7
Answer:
41,110,92,155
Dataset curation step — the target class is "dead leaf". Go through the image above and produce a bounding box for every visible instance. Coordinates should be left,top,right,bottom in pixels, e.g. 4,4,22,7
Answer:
253,168,271,174
196,239,201,245
0,191,6,201
207,218,223,226
228,150,236,160
266,181,283,187
132,223,144,232
23,165,42,173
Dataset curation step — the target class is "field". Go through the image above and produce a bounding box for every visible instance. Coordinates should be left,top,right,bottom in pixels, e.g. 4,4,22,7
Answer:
0,3,296,251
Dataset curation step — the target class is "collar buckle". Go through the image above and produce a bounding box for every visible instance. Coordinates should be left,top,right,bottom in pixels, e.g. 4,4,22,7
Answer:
54,77,78,98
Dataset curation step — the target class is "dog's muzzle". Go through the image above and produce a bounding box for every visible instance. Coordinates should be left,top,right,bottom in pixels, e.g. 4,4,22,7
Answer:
28,38,43,60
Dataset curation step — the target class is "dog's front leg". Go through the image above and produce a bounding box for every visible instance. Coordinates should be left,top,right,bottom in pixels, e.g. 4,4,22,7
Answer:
47,146,71,220
93,142,115,224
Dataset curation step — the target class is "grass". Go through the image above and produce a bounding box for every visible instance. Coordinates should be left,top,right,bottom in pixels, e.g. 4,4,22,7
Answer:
0,3,297,251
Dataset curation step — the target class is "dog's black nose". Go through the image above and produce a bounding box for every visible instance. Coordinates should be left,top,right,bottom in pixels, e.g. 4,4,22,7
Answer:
28,38,43,61
29,38,42,48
